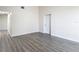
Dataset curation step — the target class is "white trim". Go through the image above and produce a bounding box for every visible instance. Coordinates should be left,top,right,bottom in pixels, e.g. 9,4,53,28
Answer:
51,33,79,43
7,13,12,36
11,31,39,37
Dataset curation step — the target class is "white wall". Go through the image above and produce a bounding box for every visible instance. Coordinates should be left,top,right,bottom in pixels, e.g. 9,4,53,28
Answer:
0,6,39,36
0,14,7,30
39,6,79,42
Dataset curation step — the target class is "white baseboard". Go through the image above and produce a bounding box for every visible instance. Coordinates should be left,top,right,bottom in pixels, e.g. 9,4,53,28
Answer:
11,31,39,37
51,33,79,43
11,31,79,43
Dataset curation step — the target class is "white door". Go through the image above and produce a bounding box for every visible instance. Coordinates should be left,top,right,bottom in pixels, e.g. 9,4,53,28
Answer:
43,14,51,34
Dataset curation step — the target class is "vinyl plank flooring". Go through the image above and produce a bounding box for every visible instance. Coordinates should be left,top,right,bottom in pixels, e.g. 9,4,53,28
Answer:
1,31,79,52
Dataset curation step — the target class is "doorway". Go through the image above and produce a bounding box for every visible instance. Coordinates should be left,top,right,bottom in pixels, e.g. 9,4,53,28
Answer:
0,11,11,35
43,14,51,35
0,14,8,31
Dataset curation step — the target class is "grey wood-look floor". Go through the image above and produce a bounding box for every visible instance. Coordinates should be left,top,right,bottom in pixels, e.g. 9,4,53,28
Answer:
1,30,79,52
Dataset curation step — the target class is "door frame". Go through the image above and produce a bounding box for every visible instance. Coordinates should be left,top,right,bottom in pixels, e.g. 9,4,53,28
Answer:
49,14,51,35
43,14,52,35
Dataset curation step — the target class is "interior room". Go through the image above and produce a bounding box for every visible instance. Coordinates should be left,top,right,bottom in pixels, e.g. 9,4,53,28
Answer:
0,6,79,52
